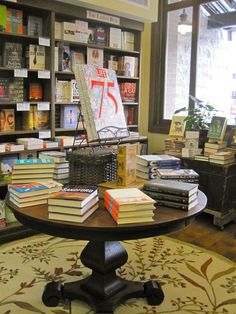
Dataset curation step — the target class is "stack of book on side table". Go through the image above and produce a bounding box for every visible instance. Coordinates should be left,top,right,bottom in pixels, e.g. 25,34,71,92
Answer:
136,154,181,180
143,179,199,211
39,151,69,184
8,180,63,208
209,151,235,165
11,159,55,184
47,185,99,223
104,188,156,224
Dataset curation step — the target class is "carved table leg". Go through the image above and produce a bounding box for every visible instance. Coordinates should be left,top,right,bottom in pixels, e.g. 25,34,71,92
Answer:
42,240,164,313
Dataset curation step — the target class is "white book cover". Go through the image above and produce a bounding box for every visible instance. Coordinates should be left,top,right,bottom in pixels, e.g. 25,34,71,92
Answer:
87,48,104,68
109,27,122,49
74,64,129,142
75,20,88,43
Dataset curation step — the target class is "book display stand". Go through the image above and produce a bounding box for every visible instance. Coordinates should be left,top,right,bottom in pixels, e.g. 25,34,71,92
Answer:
67,107,119,186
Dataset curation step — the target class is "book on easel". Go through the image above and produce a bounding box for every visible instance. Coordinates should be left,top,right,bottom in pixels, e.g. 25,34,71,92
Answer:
74,64,129,142
207,116,227,142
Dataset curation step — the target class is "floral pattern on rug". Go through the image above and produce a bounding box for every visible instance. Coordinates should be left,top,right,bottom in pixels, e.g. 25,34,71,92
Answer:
0,234,235,314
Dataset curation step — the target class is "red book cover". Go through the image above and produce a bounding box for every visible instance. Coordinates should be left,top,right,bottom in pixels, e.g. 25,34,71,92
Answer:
120,82,136,102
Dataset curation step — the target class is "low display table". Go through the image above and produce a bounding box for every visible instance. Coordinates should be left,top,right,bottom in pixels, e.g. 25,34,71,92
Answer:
6,191,207,314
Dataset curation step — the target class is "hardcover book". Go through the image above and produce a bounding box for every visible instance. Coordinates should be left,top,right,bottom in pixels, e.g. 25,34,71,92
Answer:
95,25,107,46
28,44,45,70
117,143,138,186
54,21,62,39
48,185,98,208
62,45,72,72
0,108,15,131
75,19,88,43
155,198,198,211
74,64,129,141
144,179,198,197
169,116,186,138
120,82,136,102
3,42,22,68
87,48,104,68
136,154,181,167
109,27,122,49
13,158,54,169
62,21,76,41
70,79,80,102
27,15,43,36
60,104,79,128
39,151,66,163
6,7,23,34
207,116,227,140
33,108,50,130
156,169,199,180
48,203,99,223
56,80,71,103
0,4,7,32
8,180,63,198
121,31,135,51
71,51,85,73
8,78,24,102
0,78,9,100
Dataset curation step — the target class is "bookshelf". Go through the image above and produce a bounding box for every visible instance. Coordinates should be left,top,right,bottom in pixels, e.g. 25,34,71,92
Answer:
0,0,146,242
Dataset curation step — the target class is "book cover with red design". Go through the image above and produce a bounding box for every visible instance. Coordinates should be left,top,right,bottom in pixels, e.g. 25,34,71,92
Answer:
74,64,129,141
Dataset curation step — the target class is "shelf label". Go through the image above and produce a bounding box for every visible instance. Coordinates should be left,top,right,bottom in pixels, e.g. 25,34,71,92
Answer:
87,10,120,25
14,68,28,78
16,102,30,111
37,102,50,111
39,130,51,139
39,37,50,47
38,70,50,79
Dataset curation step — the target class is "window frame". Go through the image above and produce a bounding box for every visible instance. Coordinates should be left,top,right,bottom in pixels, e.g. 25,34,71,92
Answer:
149,0,219,134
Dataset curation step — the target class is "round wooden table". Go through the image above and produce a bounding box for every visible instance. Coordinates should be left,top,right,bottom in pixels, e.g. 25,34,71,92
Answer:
6,191,207,314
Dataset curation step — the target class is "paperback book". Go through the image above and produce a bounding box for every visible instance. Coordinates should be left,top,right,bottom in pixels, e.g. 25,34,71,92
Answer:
48,185,98,208
136,154,181,167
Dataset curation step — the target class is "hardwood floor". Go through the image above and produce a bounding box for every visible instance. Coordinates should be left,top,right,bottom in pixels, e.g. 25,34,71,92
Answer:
169,212,236,262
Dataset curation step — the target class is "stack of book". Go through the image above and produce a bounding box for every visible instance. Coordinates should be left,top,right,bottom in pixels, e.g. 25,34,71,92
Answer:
47,185,99,223
156,168,199,183
136,154,181,180
209,151,235,165
39,151,69,184
8,180,63,208
11,159,55,184
204,141,227,156
143,179,199,211
98,178,147,199
104,188,156,224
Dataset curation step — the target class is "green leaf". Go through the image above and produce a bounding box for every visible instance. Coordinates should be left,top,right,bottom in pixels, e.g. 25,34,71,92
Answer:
210,267,236,283
13,301,43,313
216,298,236,309
185,262,204,278
201,258,213,278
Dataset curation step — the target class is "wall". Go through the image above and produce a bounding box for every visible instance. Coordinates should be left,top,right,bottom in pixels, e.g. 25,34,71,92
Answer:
55,0,158,22
139,23,167,153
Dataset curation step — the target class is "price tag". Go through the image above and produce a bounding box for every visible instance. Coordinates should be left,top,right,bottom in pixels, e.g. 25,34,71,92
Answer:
14,68,28,78
16,102,30,111
38,70,50,79
39,130,51,139
39,37,50,47
37,102,50,111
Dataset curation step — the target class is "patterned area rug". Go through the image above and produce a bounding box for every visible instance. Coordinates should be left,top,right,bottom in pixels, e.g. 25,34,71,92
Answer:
0,234,235,314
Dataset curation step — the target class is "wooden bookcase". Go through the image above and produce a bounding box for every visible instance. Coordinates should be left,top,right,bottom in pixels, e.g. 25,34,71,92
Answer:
0,0,146,242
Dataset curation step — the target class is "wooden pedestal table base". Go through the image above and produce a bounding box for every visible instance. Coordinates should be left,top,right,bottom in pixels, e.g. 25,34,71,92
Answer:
42,240,164,313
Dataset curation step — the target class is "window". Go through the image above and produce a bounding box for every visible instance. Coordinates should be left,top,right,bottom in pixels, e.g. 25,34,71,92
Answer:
149,0,236,133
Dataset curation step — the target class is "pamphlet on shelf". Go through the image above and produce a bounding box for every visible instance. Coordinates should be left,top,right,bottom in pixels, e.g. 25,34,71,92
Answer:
39,130,51,139
38,37,50,47
37,102,50,111
16,102,30,111
38,70,50,79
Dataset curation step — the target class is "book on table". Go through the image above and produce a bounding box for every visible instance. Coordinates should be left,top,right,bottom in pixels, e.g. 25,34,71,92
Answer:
48,202,99,223
155,198,198,211
104,188,156,224
143,179,199,197
8,180,63,198
136,171,157,180
12,158,55,169
156,169,199,180
38,151,67,163
144,190,198,204
74,64,129,142
48,185,98,208
207,116,227,141
136,154,181,167
48,195,99,216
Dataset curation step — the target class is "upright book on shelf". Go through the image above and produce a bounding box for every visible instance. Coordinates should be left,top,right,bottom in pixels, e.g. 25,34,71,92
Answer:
74,64,129,141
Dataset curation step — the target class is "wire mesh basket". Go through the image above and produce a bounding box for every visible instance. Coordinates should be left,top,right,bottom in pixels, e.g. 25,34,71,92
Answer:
67,146,117,185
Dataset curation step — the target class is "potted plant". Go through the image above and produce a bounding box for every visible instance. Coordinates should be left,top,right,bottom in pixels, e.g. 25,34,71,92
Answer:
174,95,218,147
174,95,218,130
